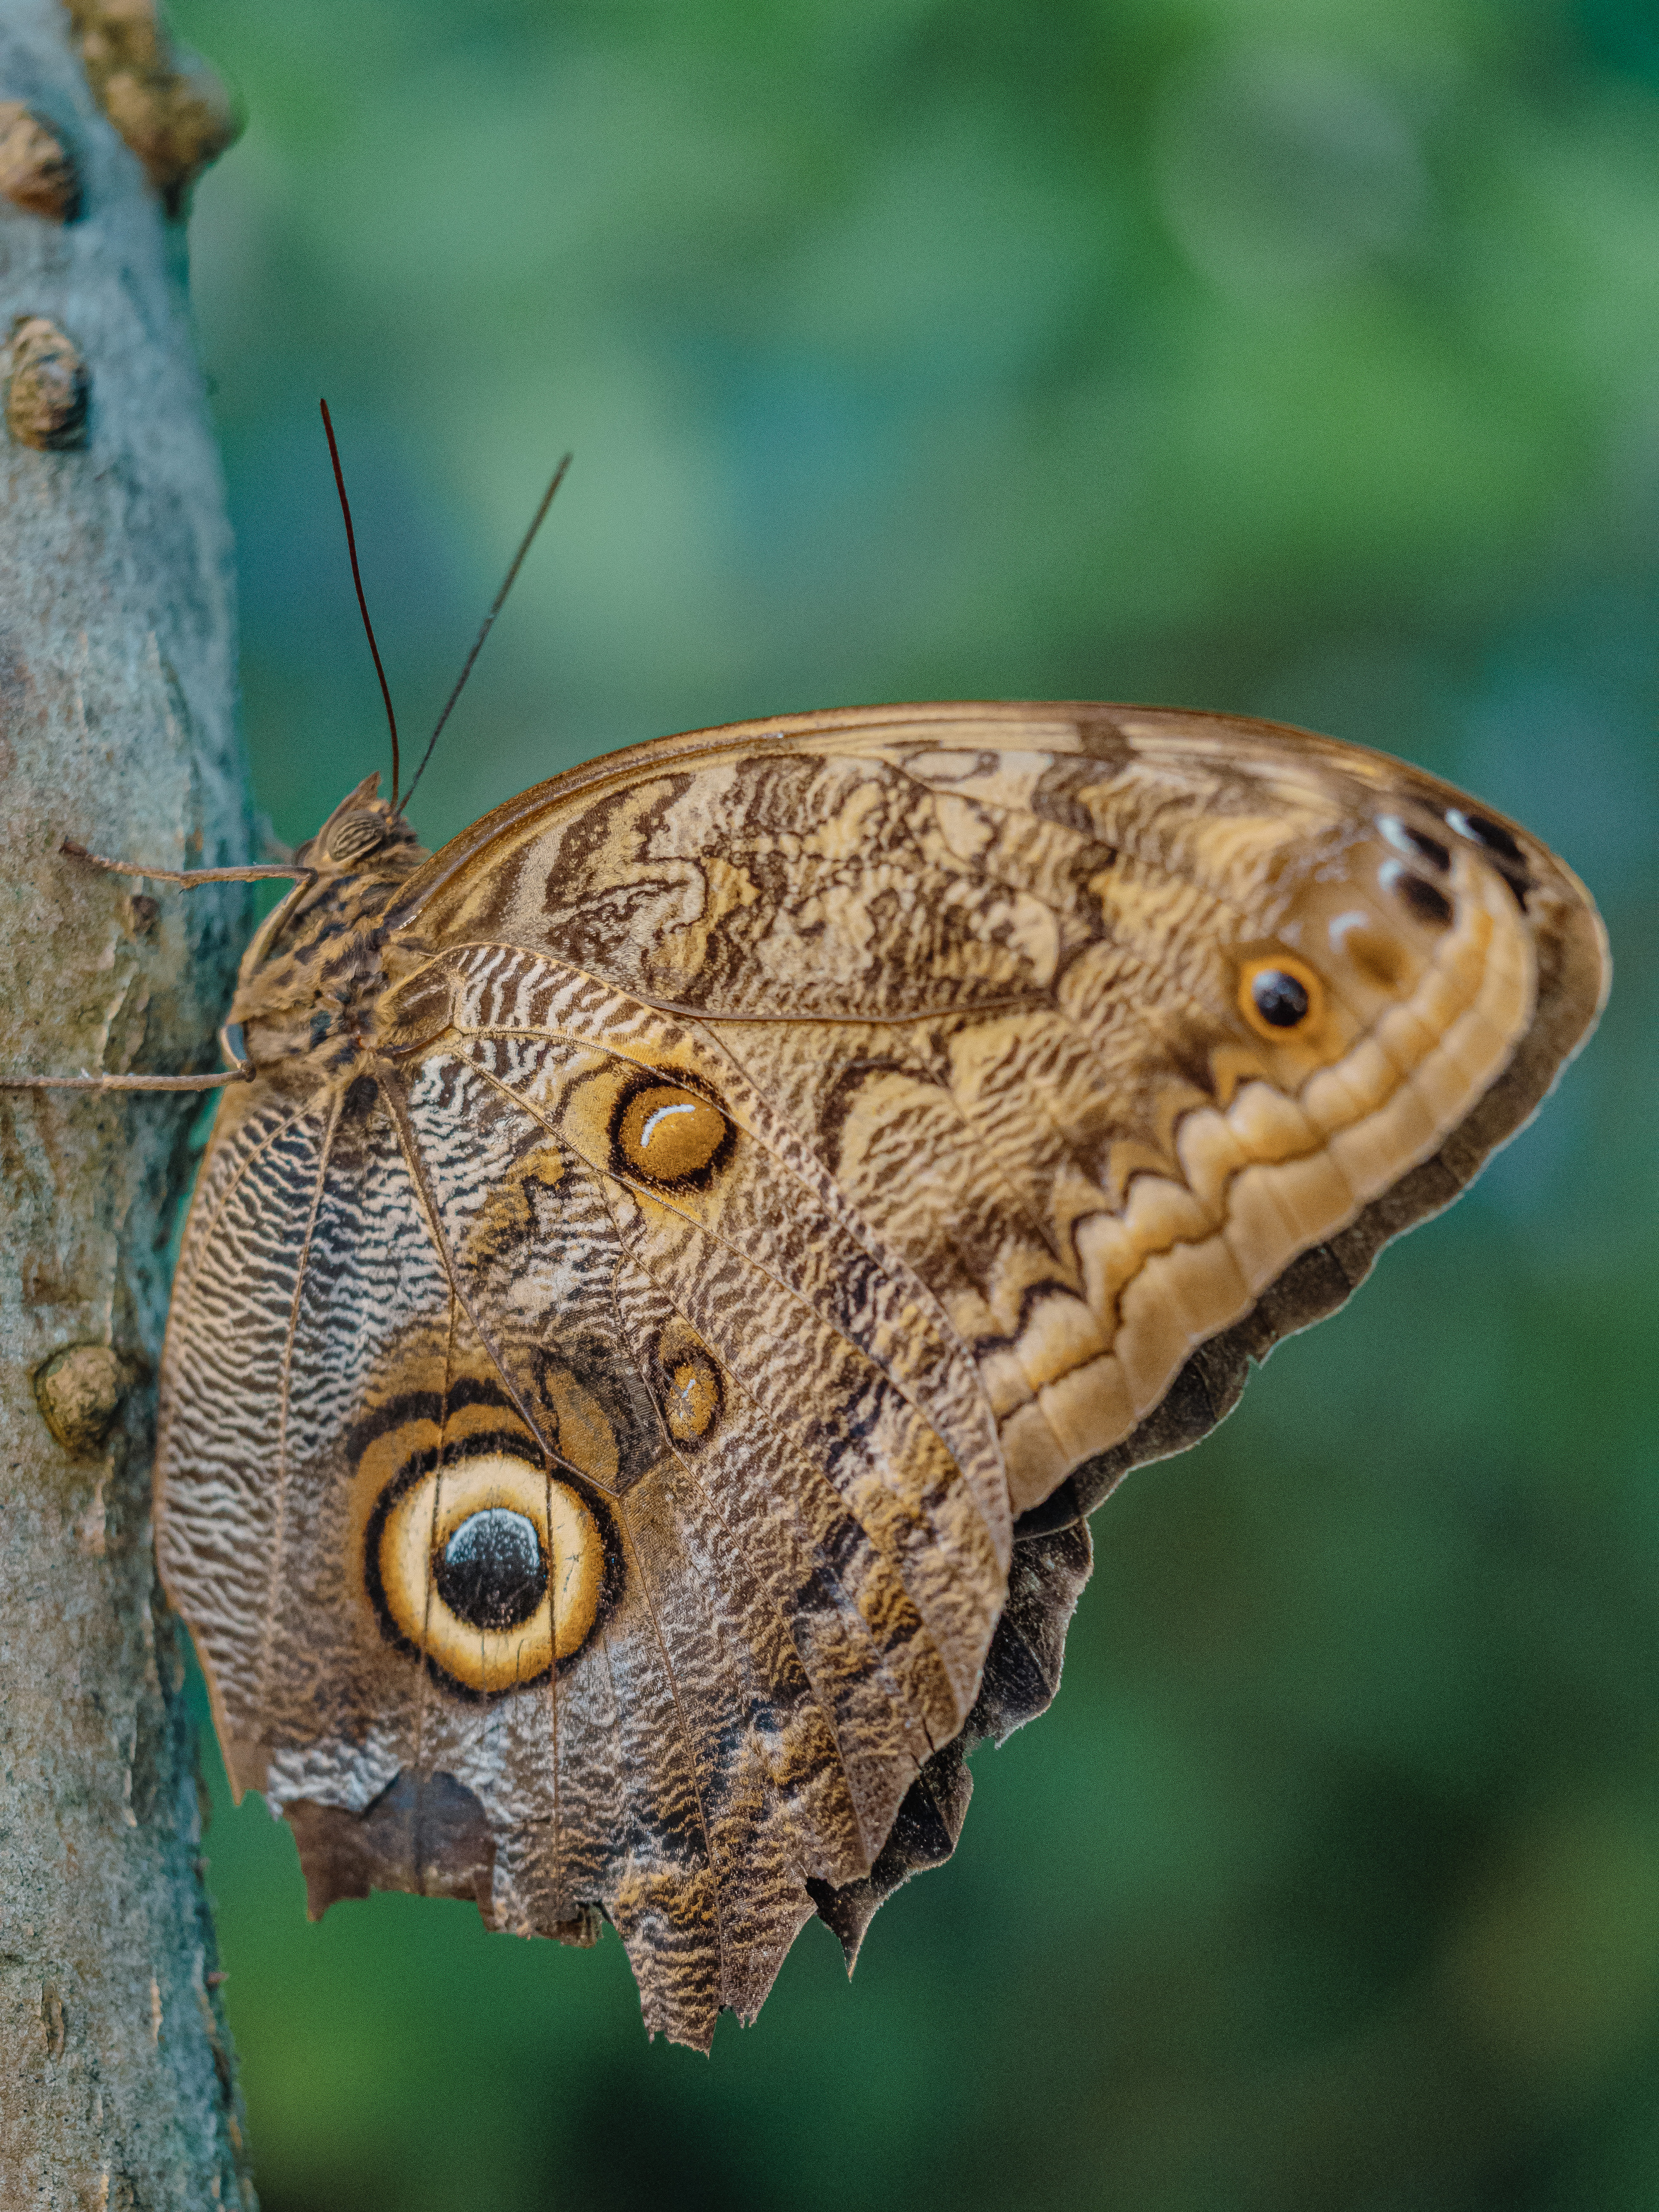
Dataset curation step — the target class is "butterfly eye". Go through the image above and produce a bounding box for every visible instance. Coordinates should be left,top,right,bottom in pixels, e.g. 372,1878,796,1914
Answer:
1239,955,1325,1041
614,1083,732,1186
368,1452,605,1695
324,810,387,864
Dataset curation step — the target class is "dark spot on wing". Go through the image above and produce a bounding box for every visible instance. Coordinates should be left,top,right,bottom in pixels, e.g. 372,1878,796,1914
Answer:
1382,865,1454,929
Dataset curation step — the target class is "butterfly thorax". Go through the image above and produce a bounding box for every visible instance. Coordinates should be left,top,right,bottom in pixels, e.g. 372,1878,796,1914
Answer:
226,779,430,1088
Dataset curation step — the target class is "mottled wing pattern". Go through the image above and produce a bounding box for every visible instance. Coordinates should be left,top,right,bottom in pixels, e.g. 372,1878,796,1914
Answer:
391,703,1606,1522
157,702,1607,2048
160,955,1012,2045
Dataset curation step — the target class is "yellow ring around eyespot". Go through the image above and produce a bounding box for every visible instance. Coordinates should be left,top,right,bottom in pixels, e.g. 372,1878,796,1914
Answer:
376,1453,603,1692
616,1083,730,1182
1237,953,1327,1044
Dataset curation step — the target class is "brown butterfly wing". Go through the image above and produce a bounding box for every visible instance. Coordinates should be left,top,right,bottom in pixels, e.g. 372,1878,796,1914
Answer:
388,703,1605,1514
160,963,1012,2044
157,702,1607,2046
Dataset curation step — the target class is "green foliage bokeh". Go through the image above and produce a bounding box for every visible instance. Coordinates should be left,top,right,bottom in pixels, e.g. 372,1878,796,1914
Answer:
161,2,1658,2205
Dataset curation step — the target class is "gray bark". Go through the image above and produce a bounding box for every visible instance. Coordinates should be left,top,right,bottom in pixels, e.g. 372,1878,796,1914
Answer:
0,2,253,2204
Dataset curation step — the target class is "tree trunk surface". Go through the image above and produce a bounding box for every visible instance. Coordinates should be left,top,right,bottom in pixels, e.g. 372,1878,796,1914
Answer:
0,1,253,2203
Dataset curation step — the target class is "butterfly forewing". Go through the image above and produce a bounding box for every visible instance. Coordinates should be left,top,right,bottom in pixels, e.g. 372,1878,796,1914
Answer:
391,705,1590,1509
155,702,1608,2048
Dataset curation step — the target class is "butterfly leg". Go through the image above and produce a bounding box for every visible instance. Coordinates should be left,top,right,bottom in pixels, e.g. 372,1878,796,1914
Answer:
0,1011,255,1093
59,837,310,890
0,1067,252,1092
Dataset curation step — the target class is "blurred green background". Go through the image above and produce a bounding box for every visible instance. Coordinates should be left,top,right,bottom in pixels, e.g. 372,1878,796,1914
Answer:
160,1,1656,2205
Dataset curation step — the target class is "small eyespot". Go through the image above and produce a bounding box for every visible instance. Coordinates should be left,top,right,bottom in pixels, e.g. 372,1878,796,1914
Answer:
614,1081,732,1186
325,810,387,864
1378,815,1451,872
1239,955,1324,1041
1445,806,1525,866
1380,859,1454,929
663,1352,722,1447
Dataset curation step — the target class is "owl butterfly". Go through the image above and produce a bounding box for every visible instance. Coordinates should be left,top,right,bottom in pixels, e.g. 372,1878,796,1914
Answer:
21,690,1607,2049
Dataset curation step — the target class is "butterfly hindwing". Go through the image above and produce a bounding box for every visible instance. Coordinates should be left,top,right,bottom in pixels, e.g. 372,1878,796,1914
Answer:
163,965,1018,2043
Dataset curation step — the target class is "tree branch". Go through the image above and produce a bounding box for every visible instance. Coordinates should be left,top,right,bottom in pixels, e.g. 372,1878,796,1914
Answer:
0,1,252,2203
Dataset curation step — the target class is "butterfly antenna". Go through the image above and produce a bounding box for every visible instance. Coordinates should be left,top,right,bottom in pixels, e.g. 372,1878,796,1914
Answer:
400,452,572,815
320,398,401,810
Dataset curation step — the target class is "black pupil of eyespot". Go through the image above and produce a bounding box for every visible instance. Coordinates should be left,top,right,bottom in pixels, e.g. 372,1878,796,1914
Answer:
434,1508,546,1631
1251,969,1311,1028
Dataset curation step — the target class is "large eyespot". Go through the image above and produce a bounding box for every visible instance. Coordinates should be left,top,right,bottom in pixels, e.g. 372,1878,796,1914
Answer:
612,1079,732,1188
369,1452,606,1696
1238,954,1325,1042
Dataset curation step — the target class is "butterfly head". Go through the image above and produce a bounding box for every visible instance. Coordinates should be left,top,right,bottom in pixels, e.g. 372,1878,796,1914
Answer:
295,774,425,879
225,775,431,1075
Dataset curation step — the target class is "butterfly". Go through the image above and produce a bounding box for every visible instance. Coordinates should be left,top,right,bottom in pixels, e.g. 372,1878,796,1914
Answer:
137,695,1603,2048
8,428,1608,2050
